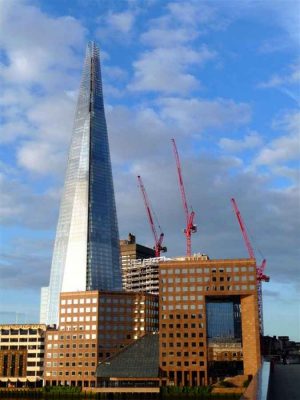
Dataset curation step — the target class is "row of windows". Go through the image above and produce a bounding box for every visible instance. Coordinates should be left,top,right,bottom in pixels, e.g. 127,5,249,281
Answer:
162,284,256,293
61,317,97,325
60,317,96,324
49,333,97,341
162,275,254,284
161,323,202,329
0,337,44,342
162,304,203,311
162,295,204,302
99,298,155,306
0,339,44,346
58,321,158,332
162,361,205,367
161,332,204,338
46,352,96,358
162,351,204,357
162,342,204,348
160,266,254,275
100,306,149,313
61,307,97,314
0,329,42,335
161,313,203,320
212,352,242,357
46,361,96,367
61,298,97,305
46,371,93,376
47,343,96,349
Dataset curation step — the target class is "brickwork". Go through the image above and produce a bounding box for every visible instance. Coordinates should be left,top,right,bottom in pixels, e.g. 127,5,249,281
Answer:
159,257,260,386
44,290,158,388
241,294,261,375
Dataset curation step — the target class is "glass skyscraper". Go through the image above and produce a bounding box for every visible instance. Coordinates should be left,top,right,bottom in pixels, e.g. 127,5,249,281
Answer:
42,42,122,325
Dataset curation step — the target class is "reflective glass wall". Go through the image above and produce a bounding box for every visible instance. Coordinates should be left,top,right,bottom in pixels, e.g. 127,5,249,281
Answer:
206,296,242,341
44,42,121,325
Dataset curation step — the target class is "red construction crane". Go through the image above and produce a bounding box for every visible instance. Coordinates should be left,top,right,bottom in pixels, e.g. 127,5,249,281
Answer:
231,198,269,282
231,197,269,334
137,175,167,257
171,138,197,257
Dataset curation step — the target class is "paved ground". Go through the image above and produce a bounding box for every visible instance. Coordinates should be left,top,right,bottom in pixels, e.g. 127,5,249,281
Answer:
268,363,300,400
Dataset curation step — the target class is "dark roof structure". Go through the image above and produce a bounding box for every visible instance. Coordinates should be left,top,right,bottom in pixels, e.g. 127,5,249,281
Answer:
96,333,159,378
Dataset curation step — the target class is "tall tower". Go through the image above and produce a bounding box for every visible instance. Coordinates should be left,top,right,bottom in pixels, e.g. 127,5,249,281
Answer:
43,42,122,325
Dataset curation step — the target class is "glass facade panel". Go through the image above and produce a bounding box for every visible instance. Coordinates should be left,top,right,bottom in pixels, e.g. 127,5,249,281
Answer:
206,297,241,340
44,42,121,325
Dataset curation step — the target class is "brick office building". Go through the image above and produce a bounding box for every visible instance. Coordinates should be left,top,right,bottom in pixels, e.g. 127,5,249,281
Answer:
44,290,158,387
159,257,261,386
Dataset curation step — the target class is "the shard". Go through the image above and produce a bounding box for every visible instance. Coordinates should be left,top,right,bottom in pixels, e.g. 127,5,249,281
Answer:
42,42,122,325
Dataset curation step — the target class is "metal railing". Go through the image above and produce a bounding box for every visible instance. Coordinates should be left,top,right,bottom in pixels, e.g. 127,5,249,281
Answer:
240,361,271,400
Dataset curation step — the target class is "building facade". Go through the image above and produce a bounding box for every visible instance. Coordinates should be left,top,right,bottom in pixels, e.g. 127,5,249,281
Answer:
0,324,47,387
123,256,168,295
43,42,121,325
159,257,261,386
44,290,159,388
120,233,155,290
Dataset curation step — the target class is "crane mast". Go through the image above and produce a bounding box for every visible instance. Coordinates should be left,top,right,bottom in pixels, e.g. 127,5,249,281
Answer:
137,175,166,257
231,198,269,335
171,138,197,257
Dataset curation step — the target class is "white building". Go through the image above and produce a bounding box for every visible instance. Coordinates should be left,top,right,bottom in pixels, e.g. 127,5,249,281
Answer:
0,324,48,387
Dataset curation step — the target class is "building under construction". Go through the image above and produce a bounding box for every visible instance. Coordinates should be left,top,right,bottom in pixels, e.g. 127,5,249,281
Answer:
122,256,168,295
120,233,155,291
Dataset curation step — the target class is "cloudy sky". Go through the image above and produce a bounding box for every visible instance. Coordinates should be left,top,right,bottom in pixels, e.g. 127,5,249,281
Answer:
0,0,299,339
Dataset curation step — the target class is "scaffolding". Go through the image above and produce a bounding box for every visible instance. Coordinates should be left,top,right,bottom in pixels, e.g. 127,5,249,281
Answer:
123,257,170,295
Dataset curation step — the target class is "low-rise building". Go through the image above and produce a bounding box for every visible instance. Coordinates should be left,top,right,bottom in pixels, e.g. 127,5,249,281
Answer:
0,324,47,387
96,333,162,389
44,290,158,388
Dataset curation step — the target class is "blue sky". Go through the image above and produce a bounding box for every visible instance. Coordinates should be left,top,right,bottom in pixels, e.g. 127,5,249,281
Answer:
0,0,299,340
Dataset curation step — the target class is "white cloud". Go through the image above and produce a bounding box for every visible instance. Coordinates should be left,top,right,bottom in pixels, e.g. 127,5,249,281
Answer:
0,1,85,87
107,104,179,165
254,110,300,166
17,141,67,175
219,131,263,153
0,0,85,175
258,61,300,105
158,97,251,134
106,98,251,167
141,26,198,47
128,45,215,94
107,11,135,34
167,1,219,27
95,9,137,42
258,62,300,88
0,172,59,229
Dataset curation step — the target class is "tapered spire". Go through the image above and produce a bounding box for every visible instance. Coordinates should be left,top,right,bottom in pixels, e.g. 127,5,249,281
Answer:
42,42,121,325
